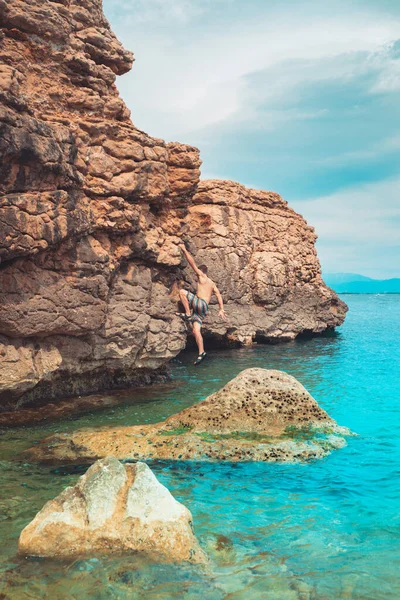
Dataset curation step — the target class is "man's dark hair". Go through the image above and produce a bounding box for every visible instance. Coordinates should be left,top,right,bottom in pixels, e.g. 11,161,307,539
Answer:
199,264,208,275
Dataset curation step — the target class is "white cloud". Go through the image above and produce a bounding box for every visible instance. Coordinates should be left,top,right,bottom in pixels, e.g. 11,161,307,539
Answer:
103,0,400,277
368,39,400,93
107,1,400,139
315,133,400,167
105,0,206,25
294,177,400,277
370,58,400,92
296,176,400,245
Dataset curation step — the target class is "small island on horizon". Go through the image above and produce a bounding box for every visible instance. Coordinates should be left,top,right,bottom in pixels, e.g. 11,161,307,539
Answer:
324,273,400,294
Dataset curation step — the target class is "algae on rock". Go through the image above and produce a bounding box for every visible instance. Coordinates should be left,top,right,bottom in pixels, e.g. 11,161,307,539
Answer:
25,369,353,464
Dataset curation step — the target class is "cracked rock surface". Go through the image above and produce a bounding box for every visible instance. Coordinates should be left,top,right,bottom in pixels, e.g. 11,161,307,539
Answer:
0,0,346,409
18,457,206,563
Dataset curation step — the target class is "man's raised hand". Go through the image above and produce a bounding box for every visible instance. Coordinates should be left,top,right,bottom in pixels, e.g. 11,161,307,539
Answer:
218,309,228,322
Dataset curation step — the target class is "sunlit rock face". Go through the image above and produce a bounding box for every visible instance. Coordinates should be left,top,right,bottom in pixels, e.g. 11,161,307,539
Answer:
18,457,206,563
185,180,347,346
0,0,199,408
0,0,346,409
25,369,352,464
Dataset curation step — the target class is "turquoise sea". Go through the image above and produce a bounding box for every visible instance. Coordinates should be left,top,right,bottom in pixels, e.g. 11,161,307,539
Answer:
1,294,400,599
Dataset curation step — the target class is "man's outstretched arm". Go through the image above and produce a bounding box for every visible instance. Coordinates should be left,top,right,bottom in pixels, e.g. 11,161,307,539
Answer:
179,244,202,277
214,285,228,321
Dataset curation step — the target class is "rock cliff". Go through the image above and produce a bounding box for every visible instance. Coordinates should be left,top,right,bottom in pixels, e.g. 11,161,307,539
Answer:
0,0,347,409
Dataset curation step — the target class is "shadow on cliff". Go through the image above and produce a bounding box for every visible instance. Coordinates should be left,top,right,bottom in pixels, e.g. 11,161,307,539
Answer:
182,326,341,352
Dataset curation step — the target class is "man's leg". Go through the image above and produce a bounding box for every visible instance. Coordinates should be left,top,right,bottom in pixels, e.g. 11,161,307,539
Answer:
179,289,192,317
192,321,205,355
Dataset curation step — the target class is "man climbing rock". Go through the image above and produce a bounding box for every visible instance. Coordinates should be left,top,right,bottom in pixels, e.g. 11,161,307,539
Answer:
177,244,227,365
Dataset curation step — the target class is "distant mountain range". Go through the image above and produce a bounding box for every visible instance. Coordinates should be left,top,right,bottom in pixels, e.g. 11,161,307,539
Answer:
323,273,400,294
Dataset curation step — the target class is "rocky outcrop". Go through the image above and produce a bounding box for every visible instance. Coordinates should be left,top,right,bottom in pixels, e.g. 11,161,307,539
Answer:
19,457,206,563
26,369,352,463
0,0,347,409
185,180,346,345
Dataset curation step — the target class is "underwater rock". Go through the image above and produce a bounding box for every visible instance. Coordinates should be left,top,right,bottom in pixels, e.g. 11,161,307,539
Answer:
25,369,352,464
18,457,205,563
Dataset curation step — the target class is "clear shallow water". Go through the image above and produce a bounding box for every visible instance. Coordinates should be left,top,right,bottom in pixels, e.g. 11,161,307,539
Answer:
1,295,400,599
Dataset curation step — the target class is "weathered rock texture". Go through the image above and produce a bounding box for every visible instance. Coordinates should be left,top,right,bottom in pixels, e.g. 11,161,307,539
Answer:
19,457,206,563
26,369,352,464
186,180,346,345
0,0,347,409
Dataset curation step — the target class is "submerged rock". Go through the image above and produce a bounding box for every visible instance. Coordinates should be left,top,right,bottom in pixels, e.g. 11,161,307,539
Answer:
18,457,205,563
25,369,352,464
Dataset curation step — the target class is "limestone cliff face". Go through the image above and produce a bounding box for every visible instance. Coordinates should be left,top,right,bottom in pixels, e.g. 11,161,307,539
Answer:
0,0,347,409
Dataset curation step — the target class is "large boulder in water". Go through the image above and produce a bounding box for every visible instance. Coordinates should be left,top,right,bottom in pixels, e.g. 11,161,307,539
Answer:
25,369,352,464
18,457,205,563
165,368,332,434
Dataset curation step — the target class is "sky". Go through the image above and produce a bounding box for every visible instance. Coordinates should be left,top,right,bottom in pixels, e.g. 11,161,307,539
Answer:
103,0,400,278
